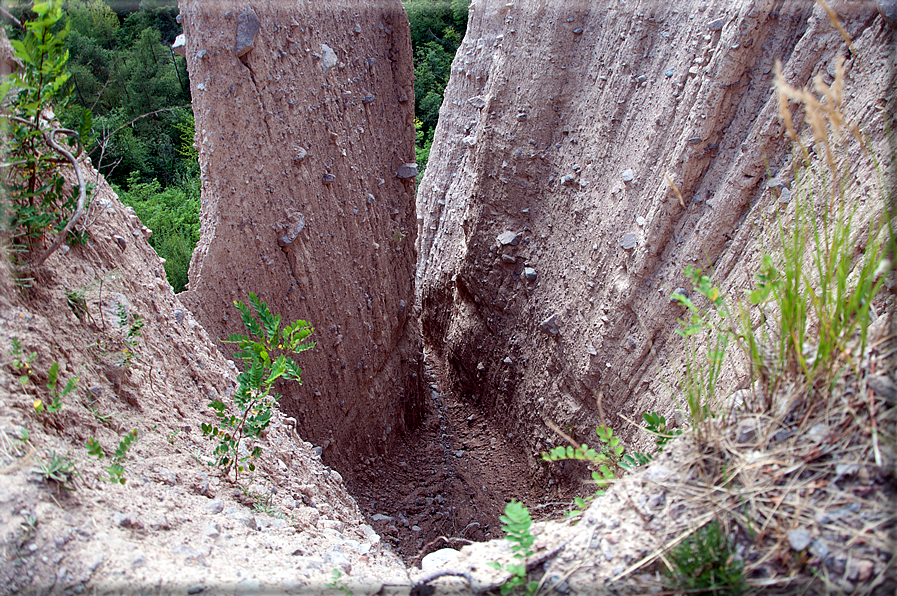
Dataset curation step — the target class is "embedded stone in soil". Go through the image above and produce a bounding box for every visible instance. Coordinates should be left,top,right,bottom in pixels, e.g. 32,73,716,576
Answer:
345,356,577,564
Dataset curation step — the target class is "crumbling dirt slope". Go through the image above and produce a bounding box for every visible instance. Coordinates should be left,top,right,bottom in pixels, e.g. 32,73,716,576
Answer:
417,0,896,461
0,159,410,593
177,0,426,474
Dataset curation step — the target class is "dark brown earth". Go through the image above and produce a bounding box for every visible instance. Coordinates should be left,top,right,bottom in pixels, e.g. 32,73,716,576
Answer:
348,352,582,563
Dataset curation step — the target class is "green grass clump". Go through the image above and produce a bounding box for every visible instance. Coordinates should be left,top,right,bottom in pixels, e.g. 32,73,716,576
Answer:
32,451,74,487
664,520,745,595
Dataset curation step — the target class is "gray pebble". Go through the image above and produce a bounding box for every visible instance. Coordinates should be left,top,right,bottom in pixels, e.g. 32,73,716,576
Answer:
788,528,812,551
396,163,418,179
204,499,224,514
809,539,829,559
539,314,560,335
497,231,520,246
620,233,638,250
778,186,792,204
225,507,258,531
234,9,261,57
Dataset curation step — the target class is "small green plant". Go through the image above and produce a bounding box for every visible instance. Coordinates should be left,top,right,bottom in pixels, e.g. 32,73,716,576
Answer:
86,397,112,424
664,520,745,595
202,293,314,482
326,569,353,595
34,361,76,414
114,304,144,367
543,425,629,497
641,411,682,452
487,500,539,595
86,429,138,484
20,512,38,536
166,429,179,445
671,267,728,440
32,451,74,486
543,423,656,516
13,427,30,453
8,337,37,387
65,288,89,322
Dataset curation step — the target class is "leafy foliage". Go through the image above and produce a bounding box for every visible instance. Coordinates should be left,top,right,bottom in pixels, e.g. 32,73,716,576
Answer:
542,425,637,496
1,0,86,253
671,266,728,440
487,500,539,596
664,520,745,595
543,423,657,516
404,0,467,176
8,337,37,389
202,293,314,483
326,569,353,595
116,168,199,292
34,360,76,414
32,450,74,486
54,0,191,188
86,429,138,484
641,411,681,452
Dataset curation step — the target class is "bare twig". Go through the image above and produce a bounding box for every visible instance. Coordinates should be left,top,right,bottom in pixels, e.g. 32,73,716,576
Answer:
409,570,477,595
0,6,23,29
92,104,189,181
89,54,121,114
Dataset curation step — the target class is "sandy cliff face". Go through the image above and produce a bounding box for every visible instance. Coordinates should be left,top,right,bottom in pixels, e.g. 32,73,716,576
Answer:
177,0,426,473
417,0,895,458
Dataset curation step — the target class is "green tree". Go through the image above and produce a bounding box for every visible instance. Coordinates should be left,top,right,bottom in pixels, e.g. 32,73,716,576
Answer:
116,168,199,292
66,0,120,49
404,0,467,175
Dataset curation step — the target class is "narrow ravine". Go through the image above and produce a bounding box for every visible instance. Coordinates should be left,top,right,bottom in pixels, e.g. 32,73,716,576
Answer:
346,350,577,563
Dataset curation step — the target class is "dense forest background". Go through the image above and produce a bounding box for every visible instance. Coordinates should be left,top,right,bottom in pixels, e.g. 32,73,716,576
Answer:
2,0,467,291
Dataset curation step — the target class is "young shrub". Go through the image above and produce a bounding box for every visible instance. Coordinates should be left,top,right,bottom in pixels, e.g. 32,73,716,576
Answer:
1,0,90,264
202,293,314,483
641,411,682,452
33,360,76,414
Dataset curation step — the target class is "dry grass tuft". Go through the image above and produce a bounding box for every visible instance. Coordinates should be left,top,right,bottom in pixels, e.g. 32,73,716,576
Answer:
647,324,895,593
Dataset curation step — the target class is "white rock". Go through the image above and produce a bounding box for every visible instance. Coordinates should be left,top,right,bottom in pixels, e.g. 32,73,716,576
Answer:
421,548,460,572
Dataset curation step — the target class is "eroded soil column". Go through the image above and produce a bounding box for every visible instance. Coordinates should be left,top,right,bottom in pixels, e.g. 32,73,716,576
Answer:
178,0,425,474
